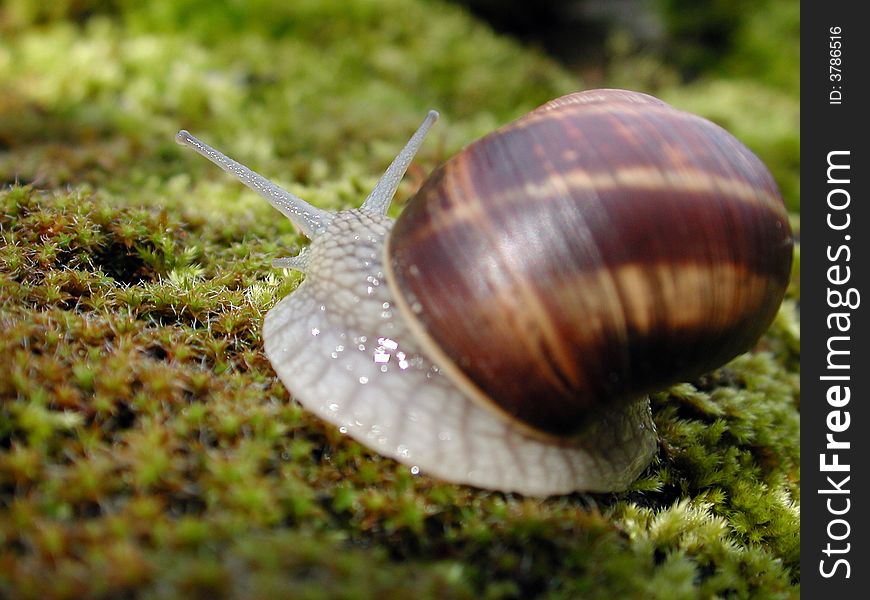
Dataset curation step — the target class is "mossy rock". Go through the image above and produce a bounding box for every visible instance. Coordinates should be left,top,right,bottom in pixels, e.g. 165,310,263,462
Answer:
1,1,799,598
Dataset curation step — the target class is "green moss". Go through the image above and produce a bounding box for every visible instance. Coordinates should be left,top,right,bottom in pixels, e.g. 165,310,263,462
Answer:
1,1,798,598
656,0,799,96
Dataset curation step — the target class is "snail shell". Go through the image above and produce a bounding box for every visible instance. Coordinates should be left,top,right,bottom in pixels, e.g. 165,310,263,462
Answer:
176,89,793,496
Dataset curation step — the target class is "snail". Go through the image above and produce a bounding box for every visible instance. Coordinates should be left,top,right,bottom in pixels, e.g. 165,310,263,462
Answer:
175,89,793,496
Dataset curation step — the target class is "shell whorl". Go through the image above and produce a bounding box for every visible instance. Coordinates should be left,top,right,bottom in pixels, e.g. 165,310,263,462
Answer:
386,89,793,437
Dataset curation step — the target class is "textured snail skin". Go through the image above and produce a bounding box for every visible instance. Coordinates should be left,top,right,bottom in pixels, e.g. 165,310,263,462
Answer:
175,89,791,496
388,89,793,437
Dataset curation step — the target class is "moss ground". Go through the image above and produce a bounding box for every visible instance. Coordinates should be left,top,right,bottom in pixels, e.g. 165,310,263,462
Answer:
1,1,799,598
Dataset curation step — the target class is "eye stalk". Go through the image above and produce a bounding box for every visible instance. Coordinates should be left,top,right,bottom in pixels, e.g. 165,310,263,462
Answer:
175,110,439,237
175,129,333,239
360,110,439,216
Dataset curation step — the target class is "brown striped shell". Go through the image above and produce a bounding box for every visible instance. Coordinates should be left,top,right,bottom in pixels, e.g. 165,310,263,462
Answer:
386,89,793,438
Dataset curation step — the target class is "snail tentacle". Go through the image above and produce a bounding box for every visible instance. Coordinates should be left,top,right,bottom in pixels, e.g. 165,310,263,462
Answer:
272,247,310,272
175,130,332,238
360,110,439,216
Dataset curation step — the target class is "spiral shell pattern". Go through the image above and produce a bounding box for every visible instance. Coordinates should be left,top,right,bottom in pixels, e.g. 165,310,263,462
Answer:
387,89,793,437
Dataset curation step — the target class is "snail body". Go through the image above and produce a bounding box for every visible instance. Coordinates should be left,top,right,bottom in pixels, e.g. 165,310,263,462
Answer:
176,89,792,496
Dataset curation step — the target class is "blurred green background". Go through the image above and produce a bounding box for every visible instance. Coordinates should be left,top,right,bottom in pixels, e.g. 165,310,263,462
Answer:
1,1,799,598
